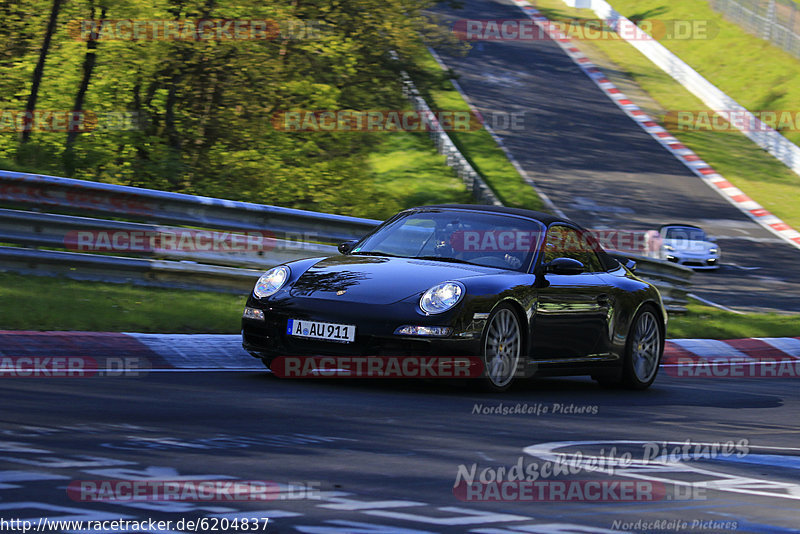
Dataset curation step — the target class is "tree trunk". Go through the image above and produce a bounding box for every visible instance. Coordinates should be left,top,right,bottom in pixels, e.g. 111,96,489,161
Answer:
64,3,107,175
20,0,63,144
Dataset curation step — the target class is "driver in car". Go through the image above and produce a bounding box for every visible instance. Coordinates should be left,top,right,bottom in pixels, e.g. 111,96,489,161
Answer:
435,220,525,270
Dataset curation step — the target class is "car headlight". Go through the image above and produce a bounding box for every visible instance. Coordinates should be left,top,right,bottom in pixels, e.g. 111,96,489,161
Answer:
709,247,719,255
663,244,675,251
253,266,289,298
420,281,464,314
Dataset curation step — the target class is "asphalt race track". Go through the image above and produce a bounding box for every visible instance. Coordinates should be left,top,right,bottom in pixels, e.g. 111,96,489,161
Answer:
427,0,800,314
2,371,800,533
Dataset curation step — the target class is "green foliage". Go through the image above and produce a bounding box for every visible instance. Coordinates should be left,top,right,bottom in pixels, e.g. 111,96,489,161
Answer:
1,0,466,217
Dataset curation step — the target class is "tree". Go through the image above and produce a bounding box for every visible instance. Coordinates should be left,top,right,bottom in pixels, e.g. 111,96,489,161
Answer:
63,1,108,175
20,0,63,145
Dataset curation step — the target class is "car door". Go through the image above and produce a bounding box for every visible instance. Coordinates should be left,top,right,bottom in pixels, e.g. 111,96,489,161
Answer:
530,224,613,361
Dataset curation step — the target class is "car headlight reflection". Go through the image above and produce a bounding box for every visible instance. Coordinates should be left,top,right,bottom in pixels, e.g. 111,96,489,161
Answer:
394,325,453,337
253,266,289,298
420,281,464,314
709,247,719,255
663,244,675,251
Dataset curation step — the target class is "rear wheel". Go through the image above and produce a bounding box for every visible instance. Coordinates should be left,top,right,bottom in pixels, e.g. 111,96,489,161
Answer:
480,304,522,392
622,306,663,389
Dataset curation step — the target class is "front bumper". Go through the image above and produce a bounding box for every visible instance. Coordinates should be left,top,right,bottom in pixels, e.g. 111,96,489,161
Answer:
241,295,482,360
664,253,720,269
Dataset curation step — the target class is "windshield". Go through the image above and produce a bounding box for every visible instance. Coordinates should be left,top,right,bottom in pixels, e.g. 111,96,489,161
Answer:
352,210,545,272
663,226,707,242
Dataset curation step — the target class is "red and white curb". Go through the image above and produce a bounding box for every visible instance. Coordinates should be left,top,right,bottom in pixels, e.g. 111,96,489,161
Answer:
664,337,800,364
1,331,799,373
509,0,800,251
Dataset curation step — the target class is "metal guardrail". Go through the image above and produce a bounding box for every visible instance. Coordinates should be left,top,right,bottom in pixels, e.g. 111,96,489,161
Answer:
709,0,800,60
0,207,338,269
0,170,379,244
401,78,502,206
390,49,501,206
0,245,262,293
609,252,693,313
0,171,356,292
0,171,692,309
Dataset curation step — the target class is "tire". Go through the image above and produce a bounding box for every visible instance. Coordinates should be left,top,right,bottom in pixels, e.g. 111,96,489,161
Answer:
479,303,523,392
620,305,663,389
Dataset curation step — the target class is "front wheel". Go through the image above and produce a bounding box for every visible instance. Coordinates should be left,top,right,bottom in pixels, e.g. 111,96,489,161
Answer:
622,306,663,389
480,304,523,392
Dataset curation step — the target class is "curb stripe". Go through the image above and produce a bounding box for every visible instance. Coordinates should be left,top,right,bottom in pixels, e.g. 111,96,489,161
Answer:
662,340,701,365
124,333,257,369
758,337,800,359
1,332,800,370
667,339,754,360
723,338,795,360
0,330,168,365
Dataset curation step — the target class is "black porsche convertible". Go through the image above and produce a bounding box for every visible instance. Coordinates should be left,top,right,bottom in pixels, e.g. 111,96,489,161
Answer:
242,205,666,391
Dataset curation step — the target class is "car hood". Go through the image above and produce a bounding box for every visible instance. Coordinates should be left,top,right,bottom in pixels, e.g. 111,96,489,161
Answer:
663,239,717,253
289,255,498,304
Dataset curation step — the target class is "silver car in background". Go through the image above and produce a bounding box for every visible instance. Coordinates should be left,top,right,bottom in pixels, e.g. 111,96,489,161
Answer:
646,224,721,270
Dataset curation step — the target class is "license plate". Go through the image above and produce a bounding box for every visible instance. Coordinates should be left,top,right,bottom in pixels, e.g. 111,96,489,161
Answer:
287,319,356,343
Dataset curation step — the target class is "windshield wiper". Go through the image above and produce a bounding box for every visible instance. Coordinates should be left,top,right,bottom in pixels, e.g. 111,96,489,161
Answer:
413,255,476,265
350,251,400,258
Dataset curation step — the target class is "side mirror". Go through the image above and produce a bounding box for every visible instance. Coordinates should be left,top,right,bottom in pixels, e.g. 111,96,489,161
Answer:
543,257,585,275
338,240,358,255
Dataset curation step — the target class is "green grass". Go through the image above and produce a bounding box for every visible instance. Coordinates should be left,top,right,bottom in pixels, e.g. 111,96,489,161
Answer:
2,272,798,338
361,129,472,219
531,0,800,230
411,52,546,212
0,272,245,333
667,298,800,339
609,0,800,146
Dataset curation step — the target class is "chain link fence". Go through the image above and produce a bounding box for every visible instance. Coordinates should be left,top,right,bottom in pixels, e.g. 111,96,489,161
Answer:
708,0,800,58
